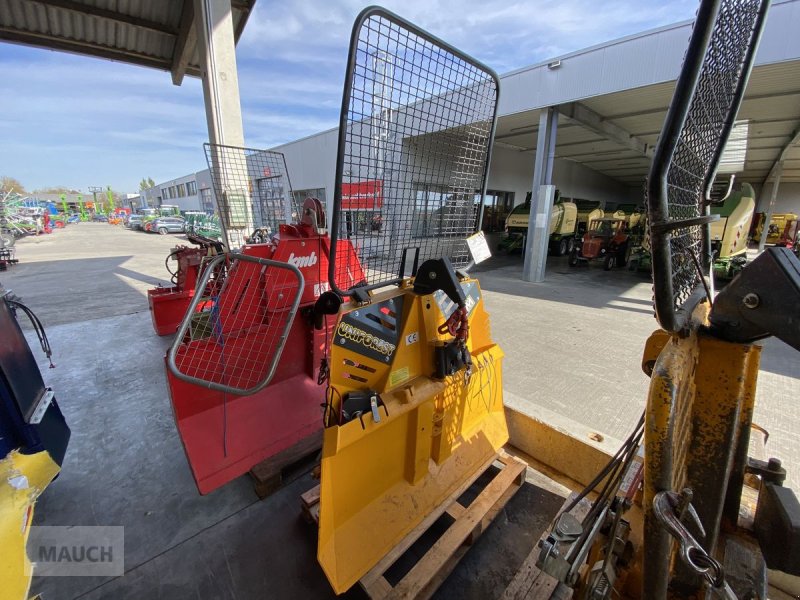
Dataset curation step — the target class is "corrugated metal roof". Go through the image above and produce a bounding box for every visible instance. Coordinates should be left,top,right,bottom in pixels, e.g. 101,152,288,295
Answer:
0,0,254,81
494,55,800,188
492,0,800,188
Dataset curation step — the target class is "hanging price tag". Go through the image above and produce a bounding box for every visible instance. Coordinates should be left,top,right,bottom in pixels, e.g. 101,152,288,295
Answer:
466,231,492,264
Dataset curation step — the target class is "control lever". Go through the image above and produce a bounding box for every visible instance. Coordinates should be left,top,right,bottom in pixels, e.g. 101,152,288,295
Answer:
341,390,388,429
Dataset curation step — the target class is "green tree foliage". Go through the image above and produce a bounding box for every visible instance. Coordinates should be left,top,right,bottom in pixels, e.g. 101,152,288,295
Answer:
139,177,156,191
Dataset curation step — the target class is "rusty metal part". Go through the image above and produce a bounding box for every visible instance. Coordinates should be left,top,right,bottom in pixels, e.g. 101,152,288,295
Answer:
653,490,724,588
642,300,763,598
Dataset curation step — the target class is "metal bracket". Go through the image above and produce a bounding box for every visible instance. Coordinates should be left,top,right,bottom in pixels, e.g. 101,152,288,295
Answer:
708,247,800,351
26,387,54,424
746,457,786,486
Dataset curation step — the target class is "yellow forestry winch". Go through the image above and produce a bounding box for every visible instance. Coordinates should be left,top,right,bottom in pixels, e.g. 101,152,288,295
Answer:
317,266,507,592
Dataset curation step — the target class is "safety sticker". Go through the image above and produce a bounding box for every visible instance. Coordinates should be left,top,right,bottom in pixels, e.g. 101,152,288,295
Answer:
389,367,410,387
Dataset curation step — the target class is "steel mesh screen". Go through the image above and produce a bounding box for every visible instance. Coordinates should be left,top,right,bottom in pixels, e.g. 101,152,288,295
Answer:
647,0,763,331
330,8,498,293
204,144,298,247
167,253,303,395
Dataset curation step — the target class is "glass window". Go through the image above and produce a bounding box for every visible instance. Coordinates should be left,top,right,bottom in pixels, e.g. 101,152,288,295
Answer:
479,190,515,233
169,186,177,199
200,188,214,211
177,184,186,197
187,181,197,196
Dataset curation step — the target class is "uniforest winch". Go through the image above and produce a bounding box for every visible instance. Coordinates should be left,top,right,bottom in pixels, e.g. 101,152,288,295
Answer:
311,7,505,593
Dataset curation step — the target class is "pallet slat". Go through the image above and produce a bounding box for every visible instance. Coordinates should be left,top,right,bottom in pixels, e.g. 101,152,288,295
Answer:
303,451,528,599
386,456,527,600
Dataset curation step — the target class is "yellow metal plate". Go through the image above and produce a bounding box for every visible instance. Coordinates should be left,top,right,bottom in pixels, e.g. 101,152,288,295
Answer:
318,282,508,593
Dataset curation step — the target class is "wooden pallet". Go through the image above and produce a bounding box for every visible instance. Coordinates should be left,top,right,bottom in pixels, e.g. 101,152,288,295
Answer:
249,432,322,499
502,492,593,600
302,451,528,599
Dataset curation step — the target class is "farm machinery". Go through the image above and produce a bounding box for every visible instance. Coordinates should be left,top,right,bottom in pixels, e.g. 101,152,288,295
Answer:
752,211,799,248
500,190,579,255
0,286,70,600
568,216,631,270
9,1,797,598
146,148,298,337
708,182,757,279
163,144,366,494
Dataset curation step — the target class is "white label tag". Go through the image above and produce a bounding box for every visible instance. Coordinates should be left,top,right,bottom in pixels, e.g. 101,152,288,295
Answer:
405,332,419,345
466,231,491,264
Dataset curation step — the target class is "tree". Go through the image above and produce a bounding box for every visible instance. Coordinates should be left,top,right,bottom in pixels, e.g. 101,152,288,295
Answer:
139,177,156,192
1,176,27,195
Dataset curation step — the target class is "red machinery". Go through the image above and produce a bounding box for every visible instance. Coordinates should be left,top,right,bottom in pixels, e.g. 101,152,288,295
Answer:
166,197,365,494
147,238,223,336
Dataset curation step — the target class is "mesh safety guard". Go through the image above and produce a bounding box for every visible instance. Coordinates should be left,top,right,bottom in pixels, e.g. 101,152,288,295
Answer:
166,253,304,395
329,7,499,295
646,0,768,332
204,144,298,246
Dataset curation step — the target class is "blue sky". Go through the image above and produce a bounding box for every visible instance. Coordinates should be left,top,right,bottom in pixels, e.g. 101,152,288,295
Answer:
0,0,698,194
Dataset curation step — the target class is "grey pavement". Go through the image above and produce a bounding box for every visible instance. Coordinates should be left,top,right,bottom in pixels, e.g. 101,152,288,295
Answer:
2,224,799,598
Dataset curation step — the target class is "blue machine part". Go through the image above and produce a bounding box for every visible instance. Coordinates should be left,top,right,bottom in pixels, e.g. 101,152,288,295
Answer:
0,297,70,465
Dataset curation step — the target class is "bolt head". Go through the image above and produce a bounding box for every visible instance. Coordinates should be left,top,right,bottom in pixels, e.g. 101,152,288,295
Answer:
742,293,760,309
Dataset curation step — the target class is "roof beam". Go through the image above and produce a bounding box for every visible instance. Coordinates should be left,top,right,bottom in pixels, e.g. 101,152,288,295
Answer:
171,0,196,86
762,125,800,185
557,102,655,159
29,0,179,36
0,27,172,71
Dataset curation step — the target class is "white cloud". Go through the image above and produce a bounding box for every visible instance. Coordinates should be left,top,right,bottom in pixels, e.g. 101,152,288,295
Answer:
1,0,698,192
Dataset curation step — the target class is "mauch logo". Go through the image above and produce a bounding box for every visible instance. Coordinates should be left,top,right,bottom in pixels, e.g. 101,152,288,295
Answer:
288,251,318,268
26,525,124,576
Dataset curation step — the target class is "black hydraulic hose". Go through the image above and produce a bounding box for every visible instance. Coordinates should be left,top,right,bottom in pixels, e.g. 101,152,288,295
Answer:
165,249,181,284
563,412,645,514
6,298,55,368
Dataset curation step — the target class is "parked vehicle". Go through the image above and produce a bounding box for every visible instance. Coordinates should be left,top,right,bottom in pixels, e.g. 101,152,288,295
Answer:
499,190,579,255
568,217,630,270
127,214,144,230
149,217,185,235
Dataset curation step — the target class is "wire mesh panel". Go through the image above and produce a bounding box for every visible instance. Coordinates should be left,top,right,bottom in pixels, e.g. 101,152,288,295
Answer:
167,253,304,395
646,0,769,332
329,7,499,294
204,144,298,247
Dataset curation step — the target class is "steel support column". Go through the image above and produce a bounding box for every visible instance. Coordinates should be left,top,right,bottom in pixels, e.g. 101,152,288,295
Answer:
758,162,783,254
522,107,558,282
194,0,249,249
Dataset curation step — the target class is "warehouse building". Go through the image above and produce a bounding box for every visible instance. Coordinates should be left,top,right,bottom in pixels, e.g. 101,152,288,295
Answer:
147,0,800,247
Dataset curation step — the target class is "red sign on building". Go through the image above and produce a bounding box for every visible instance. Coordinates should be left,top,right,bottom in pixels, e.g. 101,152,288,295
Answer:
341,180,383,210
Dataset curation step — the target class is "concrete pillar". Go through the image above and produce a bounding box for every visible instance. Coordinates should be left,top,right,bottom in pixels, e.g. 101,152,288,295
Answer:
522,107,559,282
758,162,783,254
194,0,249,248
